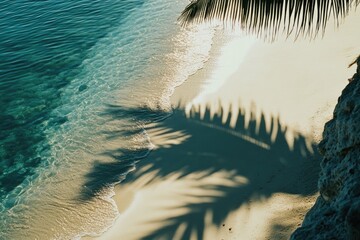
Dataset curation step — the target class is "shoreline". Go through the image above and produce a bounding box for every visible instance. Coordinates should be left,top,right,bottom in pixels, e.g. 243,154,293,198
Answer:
91,9,360,240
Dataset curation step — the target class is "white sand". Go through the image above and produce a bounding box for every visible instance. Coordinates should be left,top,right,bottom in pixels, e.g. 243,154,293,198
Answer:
93,9,360,240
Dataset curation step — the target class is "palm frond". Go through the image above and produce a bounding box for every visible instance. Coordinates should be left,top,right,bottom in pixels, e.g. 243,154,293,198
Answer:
179,0,360,39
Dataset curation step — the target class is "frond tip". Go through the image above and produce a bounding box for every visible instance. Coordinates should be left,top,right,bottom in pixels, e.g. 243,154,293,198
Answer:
179,0,360,39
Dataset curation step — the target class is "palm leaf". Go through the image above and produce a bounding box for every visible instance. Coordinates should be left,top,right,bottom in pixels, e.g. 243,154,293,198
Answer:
179,0,360,38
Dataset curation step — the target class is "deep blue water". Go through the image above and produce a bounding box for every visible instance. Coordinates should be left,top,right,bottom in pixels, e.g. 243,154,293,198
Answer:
0,0,143,199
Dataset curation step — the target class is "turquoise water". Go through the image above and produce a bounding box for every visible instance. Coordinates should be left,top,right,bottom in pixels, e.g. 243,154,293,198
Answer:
0,0,143,199
0,0,215,238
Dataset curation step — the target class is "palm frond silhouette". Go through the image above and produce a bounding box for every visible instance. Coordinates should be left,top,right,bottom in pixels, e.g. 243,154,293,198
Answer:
179,0,360,38
81,103,321,239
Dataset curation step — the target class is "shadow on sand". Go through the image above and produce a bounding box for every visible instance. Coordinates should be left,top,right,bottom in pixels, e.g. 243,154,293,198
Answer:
82,103,321,239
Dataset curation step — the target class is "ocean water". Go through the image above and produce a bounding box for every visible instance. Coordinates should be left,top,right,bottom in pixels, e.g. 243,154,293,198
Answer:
0,0,215,239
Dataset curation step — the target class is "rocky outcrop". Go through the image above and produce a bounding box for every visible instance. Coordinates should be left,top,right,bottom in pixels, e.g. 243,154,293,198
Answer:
291,58,360,240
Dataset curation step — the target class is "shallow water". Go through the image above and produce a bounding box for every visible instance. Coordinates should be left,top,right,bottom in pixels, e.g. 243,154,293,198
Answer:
0,0,215,238
0,0,142,198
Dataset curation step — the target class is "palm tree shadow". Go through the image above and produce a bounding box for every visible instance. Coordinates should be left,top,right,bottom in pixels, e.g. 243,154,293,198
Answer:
82,103,320,239
78,104,169,200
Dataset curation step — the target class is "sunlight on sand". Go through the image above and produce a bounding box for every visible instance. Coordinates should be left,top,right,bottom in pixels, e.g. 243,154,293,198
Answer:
93,8,360,240
99,167,316,240
146,123,191,150
100,169,249,240
183,9,360,145
190,36,256,104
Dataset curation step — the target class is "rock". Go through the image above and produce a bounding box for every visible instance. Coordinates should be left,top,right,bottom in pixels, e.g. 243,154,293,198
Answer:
346,202,360,239
291,61,360,240
348,56,360,82
78,84,88,92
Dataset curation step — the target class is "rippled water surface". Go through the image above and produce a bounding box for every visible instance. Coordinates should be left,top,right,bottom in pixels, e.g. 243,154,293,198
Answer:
0,0,215,238
0,0,144,198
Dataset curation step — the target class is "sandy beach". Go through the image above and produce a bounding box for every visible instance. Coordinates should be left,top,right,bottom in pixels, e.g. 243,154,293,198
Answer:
3,1,360,239
90,9,360,240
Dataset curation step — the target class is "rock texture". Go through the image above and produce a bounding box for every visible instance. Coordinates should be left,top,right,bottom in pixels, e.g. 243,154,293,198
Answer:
291,58,360,240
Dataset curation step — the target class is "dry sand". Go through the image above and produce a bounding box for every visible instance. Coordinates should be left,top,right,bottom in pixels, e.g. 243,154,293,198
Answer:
93,9,360,240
